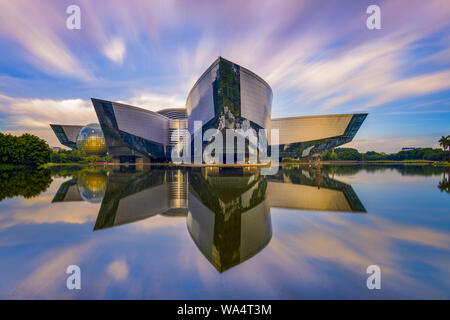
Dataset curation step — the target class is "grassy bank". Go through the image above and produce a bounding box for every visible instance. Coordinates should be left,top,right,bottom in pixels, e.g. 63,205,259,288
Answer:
42,162,110,168
433,161,450,167
321,160,435,165
281,160,450,167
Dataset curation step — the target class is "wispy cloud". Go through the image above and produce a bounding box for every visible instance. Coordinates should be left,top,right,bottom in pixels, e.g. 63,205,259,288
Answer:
102,38,127,64
0,90,185,129
122,92,185,111
0,91,186,147
0,94,97,128
0,0,92,80
0,0,449,150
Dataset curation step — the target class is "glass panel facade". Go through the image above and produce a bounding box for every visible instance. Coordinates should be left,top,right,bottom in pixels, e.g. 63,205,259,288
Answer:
185,57,273,162
272,113,367,159
343,114,368,138
186,62,218,135
50,124,79,149
50,125,69,144
75,123,106,155
186,57,272,134
92,99,137,157
271,114,354,146
240,68,272,130
213,59,241,117
91,98,167,160
278,136,354,159
158,108,189,151
112,103,169,145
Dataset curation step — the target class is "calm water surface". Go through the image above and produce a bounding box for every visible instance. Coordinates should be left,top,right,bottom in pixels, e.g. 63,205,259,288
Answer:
0,165,449,299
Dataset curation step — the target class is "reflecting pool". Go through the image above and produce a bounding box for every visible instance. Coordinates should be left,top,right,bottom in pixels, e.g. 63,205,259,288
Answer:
0,165,449,299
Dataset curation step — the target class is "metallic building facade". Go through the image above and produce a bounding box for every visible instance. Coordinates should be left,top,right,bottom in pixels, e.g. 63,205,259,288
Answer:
240,67,272,130
157,108,188,152
271,113,367,158
50,124,84,149
50,56,367,162
91,98,169,161
186,57,272,136
75,123,107,155
186,61,218,135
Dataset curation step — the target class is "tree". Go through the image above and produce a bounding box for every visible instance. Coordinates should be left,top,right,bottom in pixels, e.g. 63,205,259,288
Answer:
50,149,111,164
447,135,450,162
438,136,449,162
19,133,52,166
0,132,51,167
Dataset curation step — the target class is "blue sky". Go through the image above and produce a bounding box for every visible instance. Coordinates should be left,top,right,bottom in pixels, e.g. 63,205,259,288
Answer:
0,0,449,152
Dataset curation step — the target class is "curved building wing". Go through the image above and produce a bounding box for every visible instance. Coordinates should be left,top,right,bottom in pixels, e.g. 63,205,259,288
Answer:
186,61,218,135
91,98,171,161
271,113,368,158
186,57,272,135
50,124,84,149
240,66,272,130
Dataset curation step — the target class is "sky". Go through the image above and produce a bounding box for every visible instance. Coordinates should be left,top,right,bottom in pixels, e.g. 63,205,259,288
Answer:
0,0,449,153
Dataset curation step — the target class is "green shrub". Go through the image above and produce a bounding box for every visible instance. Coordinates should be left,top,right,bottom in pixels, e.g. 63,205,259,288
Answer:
0,132,51,167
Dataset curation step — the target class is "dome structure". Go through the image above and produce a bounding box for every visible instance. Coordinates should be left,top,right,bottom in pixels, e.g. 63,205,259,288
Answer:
76,123,106,155
77,172,107,203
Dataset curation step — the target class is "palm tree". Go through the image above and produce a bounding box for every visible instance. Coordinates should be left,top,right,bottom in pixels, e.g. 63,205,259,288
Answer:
438,136,449,162
448,135,450,162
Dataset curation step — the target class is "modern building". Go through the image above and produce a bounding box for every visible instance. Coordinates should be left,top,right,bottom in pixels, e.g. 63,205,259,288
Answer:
90,99,187,163
50,57,367,162
50,123,106,155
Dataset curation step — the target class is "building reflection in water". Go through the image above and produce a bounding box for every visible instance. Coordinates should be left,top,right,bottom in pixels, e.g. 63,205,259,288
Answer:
52,166,366,272
267,167,366,212
52,171,107,203
94,169,188,230
187,168,271,272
